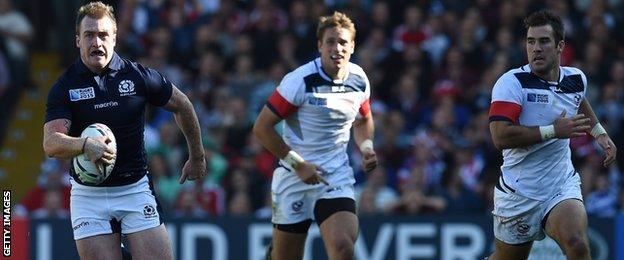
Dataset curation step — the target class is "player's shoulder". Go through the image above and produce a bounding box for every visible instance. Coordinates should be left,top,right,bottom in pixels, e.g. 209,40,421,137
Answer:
499,65,530,82
280,59,318,84
493,65,528,89
347,62,367,77
560,66,585,78
52,64,80,91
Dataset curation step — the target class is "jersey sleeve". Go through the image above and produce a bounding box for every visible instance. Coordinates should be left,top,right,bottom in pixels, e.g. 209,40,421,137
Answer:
489,72,523,124
266,72,304,118
45,80,72,123
357,72,371,118
138,64,174,106
578,69,588,98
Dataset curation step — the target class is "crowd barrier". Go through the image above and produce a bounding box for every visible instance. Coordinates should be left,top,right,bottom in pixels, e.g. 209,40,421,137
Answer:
13,214,623,260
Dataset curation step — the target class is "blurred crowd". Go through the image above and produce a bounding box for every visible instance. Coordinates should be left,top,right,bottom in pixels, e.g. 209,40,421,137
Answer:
10,0,624,219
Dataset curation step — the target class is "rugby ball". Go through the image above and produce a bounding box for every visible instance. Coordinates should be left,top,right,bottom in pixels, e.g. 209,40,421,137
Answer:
72,123,117,185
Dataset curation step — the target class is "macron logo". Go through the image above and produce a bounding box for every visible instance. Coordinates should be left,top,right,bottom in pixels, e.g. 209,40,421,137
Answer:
94,101,119,109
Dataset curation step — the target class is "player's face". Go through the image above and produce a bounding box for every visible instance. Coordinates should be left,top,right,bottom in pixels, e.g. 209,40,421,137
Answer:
76,16,116,74
318,27,355,79
526,25,563,76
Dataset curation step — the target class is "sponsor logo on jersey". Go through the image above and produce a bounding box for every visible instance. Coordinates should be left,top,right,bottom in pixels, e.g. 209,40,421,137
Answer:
527,93,549,103
308,97,327,106
73,221,90,231
326,186,343,193
331,85,346,92
119,80,136,96
94,101,119,109
69,87,95,101
143,205,157,219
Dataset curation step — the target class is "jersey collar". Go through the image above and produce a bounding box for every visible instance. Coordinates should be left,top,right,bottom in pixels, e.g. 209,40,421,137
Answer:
76,52,123,75
314,57,350,85
523,64,564,85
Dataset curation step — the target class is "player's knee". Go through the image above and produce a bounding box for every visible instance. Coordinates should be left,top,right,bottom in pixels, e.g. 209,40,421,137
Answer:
328,237,355,258
562,234,589,256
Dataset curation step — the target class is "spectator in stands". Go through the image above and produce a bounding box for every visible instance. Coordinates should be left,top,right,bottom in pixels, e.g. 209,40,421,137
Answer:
355,166,398,213
149,153,180,211
392,188,446,215
585,169,620,217
437,164,484,214
31,189,70,219
19,158,71,213
0,48,9,98
0,0,32,88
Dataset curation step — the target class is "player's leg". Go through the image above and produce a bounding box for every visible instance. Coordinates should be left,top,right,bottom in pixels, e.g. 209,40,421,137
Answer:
269,166,315,260
76,233,122,260
488,240,533,260
71,181,124,260
270,220,312,260
544,172,589,259
315,198,358,260
544,199,589,259
488,182,540,260
125,224,173,260
112,176,170,259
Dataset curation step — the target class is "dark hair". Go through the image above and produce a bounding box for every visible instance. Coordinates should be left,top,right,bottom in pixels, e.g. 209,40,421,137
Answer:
524,10,564,43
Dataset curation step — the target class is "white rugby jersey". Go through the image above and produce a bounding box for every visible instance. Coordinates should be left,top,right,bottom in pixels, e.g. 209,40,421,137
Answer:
267,58,371,173
489,64,587,201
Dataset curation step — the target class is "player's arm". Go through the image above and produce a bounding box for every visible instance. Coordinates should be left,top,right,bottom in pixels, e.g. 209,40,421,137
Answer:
162,86,206,182
253,106,291,159
43,118,84,158
43,119,114,164
490,112,591,150
352,106,377,172
253,105,328,185
489,121,543,150
578,99,617,166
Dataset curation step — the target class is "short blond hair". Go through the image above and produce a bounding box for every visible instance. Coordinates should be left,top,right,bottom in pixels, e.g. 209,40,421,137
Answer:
317,11,356,41
75,1,117,34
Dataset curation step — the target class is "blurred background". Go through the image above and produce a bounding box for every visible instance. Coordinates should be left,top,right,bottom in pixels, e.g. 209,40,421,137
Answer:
1,0,623,259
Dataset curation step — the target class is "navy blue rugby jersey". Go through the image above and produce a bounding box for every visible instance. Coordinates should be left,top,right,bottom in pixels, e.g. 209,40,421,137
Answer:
45,53,173,186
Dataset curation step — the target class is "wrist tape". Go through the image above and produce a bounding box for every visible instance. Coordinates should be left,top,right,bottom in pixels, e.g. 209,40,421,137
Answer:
284,150,305,169
539,125,555,140
590,123,607,137
359,139,374,152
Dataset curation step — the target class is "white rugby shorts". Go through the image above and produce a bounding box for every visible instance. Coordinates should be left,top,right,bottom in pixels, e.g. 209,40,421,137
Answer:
271,163,356,224
492,172,582,244
70,175,162,240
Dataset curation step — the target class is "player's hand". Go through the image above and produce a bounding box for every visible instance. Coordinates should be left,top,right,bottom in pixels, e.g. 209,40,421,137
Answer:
553,111,591,138
84,136,116,166
596,134,617,167
294,161,329,185
179,156,207,184
361,148,378,172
